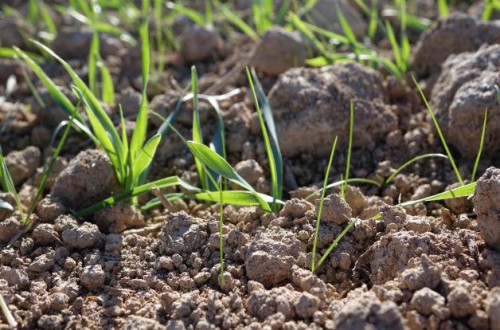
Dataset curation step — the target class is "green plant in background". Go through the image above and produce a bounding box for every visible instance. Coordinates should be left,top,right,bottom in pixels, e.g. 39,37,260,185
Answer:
482,0,500,20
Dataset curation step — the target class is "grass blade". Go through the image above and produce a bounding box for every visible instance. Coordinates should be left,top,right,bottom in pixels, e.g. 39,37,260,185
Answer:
0,199,13,212
0,147,24,218
191,66,208,190
398,182,476,208
187,141,271,212
471,109,488,182
219,5,259,42
99,60,115,105
413,75,464,185
438,0,449,17
305,178,381,201
89,31,99,96
341,101,354,199
316,220,354,269
131,134,162,184
0,294,17,328
385,153,449,184
247,68,282,211
311,136,338,273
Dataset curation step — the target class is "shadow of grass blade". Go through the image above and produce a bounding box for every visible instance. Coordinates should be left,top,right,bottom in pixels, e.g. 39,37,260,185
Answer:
311,135,338,273
412,75,464,185
0,146,24,218
247,68,282,212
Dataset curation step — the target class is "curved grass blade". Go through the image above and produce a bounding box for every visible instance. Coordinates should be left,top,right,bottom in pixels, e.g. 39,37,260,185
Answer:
187,141,271,212
219,5,259,41
131,133,162,184
398,182,476,208
342,101,354,199
311,136,338,273
413,75,464,186
385,153,449,185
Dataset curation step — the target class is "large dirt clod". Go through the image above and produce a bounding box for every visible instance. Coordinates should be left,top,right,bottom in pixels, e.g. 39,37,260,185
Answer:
5,146,41,186
268,63,397,157
473,167,500,250
51,149,119,211
250,26,307,76
412,13,500,78
432,44,500,158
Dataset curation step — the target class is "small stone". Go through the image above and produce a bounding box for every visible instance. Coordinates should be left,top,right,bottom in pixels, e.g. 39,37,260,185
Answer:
80,264,105,291
410,288,445,316
62,222,102,249
295,292,320,318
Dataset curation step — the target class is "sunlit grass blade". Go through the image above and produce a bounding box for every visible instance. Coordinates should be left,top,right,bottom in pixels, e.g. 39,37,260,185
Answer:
166,1,207,25
31,40,123,156
75,176,198,217
398,182,476,208
99,60,115,105
187,141,272,212
471,109,488,182
316,219,354,269
89,31,99,95
413,75,464,185
219,5,260,42
385,153,449,185
0,147,24,218
39,2,58,40
385,21,403,72
131,134,162,184
337,7,360,58
438,0,449,17
247,68,282,212
13,47,96,142
190,66,209,190
129,8,150,165
288,13,329,56
0,47,43,63
72,86,125,184
311,136,338,273
342,101,354,199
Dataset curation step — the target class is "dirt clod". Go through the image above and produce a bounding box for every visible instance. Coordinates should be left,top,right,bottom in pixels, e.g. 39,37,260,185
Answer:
51,149,119,211
5,146,41,185
268,63,397,156
250,26,307,75
80,264,105,291
61,221,103,249
474,167,500,250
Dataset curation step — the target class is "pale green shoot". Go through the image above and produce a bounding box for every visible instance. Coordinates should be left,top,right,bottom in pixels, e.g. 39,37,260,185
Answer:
311,136,338,273
342,101,354,199
471,109,488,182
385,153,449,185
413,76,464,185
438,0,449,17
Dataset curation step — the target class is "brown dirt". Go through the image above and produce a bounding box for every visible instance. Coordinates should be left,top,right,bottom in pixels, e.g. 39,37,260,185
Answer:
1,3,500,330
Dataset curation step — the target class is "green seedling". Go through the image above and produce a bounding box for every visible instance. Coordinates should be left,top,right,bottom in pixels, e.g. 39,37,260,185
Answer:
187,141,274,213
482,0,500,20
311,135,338,273
247,67,283,212
385,153,449,185
413,76,464,185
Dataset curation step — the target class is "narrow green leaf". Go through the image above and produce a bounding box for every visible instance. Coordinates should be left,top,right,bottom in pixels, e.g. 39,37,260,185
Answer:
471,109,488,182
89,31,99,95
191,66,208,190
99,61,115,105
413,75,464,185
131,134,161,184
385,153,449,184
398,182,476,208
220,6,259,42
385,21,402,71
0,147,23,218
311,136,338,273
342,101,354,199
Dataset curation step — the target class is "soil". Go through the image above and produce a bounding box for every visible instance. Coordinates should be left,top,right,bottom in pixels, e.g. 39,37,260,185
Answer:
1,1,500,330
